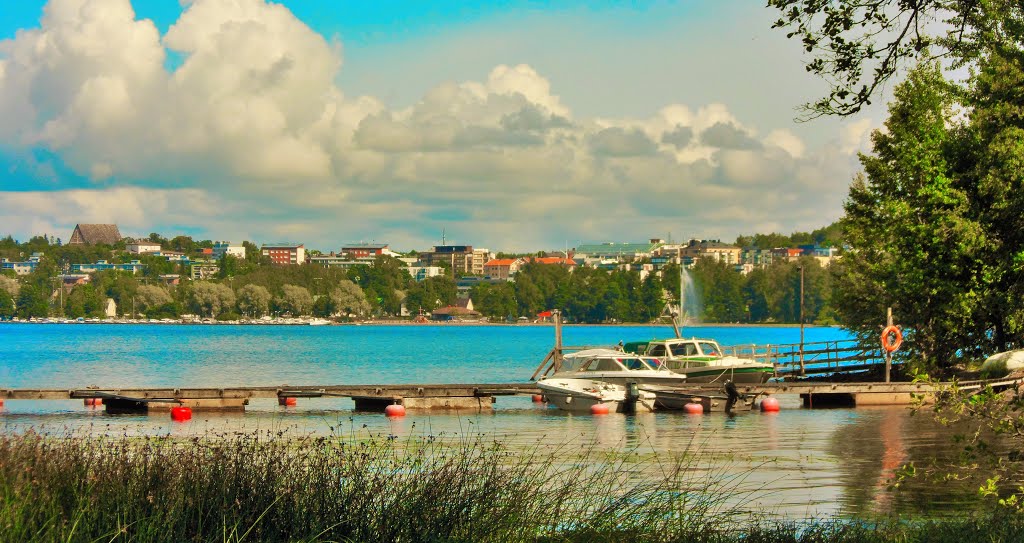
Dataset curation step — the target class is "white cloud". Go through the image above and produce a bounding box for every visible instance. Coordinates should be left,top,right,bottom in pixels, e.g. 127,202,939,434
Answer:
0,0,864,251
840,118,874,155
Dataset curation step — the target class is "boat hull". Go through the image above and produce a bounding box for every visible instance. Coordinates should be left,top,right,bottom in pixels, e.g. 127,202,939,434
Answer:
674,366,773,384
537,378,656,413
651,391,755,413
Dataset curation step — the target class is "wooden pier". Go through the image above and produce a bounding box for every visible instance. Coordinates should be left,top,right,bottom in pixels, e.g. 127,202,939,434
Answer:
0,383,541,413
1,378,1019,413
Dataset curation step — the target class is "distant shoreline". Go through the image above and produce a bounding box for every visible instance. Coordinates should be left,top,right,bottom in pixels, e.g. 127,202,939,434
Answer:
0,318,834,328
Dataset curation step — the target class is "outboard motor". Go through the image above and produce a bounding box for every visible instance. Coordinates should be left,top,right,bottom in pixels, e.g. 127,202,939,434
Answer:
623,381,640,414
724,380,743,413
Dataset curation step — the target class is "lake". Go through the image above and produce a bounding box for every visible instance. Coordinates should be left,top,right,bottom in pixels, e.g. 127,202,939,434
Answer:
0,323,986,519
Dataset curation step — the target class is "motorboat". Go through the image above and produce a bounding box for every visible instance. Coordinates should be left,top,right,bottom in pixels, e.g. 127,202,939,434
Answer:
537,377,657,413
548,349,689,387
623,338,774,384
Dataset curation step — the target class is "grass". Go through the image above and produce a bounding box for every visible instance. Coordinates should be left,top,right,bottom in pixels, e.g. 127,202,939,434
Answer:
0,429,1022,542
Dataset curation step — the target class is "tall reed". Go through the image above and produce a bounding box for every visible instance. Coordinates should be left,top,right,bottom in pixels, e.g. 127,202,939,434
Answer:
0,429,1020,542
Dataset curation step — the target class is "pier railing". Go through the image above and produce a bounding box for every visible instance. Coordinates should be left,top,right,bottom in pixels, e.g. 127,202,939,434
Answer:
725,339,887,377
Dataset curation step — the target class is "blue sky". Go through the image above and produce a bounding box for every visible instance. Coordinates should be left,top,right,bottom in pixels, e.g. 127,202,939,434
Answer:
0,0,881,251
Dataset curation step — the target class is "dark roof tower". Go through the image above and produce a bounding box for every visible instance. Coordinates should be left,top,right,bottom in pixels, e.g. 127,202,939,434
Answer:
69,224,122,245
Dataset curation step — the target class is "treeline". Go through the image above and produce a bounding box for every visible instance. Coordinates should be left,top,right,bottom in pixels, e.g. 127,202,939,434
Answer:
468,258,832,324
733,223,843,250
1,235,835,324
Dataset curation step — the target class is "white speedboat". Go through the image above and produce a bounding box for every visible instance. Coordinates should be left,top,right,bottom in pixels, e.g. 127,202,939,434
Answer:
623,338,774,384
537,377,656,413
549,349,689,387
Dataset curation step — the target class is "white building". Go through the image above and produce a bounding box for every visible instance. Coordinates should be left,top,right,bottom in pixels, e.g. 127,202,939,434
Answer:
406,266,445,281
212,241,246,260
126,240,162,254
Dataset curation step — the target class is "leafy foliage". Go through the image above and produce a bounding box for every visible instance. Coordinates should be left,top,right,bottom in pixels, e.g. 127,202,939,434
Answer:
236,284,271,318
767,0,1024,118
188,281,235,318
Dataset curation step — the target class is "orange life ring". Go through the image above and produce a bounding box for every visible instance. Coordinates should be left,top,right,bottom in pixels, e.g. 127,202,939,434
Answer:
881,325,902,353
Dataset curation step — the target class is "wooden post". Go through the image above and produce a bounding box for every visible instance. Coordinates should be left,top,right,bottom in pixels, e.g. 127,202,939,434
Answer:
529,350,554,381
885,307,893,383
553,309,563,373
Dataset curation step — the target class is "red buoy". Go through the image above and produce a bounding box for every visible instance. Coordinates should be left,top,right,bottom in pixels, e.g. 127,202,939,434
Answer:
683,402,704,415
84,398,103,407
384,404,406,417
590,403,611,415
170,406,192,421
278,397,297,407
532,394,544,403
760,397,781,413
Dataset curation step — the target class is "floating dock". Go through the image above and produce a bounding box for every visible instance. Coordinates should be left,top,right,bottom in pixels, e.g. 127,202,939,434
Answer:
1,379,1018,413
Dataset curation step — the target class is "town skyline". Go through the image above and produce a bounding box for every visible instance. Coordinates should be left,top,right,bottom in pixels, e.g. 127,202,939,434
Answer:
0,1,885,251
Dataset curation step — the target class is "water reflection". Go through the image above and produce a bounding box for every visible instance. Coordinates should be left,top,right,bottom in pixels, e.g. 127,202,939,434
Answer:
0,397,994,519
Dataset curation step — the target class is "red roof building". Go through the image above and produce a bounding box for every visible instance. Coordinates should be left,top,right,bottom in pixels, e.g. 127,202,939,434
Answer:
483,258,523,280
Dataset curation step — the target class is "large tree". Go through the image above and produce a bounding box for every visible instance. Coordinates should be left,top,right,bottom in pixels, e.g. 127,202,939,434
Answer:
188,282,236,318
329,280,371,319
236,284,271,318
834,62,987,369
276,284,313,316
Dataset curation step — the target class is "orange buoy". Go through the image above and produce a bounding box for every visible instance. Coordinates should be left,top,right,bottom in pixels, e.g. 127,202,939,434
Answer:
0,398,4,407
170,406,192,421
384,404,406,417
532,394,544,403
590,403,611,415
683,402,704,415
760,397,781,412
278,397,297,407
84,398,103,407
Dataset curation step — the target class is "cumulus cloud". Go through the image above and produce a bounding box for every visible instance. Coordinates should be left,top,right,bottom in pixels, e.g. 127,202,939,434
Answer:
700,122,761,150
0,0,862,251
660,125,693,149
588,127,659,157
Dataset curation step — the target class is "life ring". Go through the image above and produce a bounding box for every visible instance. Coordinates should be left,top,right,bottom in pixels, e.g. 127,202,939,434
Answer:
881,325,902,353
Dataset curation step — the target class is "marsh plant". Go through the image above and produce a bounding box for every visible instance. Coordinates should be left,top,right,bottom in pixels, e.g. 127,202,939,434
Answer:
0,429,1021,542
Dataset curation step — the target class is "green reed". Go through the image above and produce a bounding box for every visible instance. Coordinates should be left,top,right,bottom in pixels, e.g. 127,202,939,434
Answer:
0,429,1020,543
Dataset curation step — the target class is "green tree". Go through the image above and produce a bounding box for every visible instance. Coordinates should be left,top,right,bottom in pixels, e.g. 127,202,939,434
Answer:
470,282,517,320
135,285,173,313
0,288,14,319
15,284,50,318
276,284,313,316
960,43,1024,354
236,284,271,318
65,284,106,318
188,282,236,318
330,280,371,319
690,259,745,323
835,63,987,369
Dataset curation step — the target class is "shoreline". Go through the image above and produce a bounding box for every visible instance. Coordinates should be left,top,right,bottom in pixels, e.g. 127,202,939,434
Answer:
0,317,834,328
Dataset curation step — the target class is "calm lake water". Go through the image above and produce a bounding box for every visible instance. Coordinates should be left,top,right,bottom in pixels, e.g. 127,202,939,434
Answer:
0,323,985,519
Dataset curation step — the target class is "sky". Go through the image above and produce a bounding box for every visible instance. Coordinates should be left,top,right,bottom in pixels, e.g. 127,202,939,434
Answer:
0,0,886,252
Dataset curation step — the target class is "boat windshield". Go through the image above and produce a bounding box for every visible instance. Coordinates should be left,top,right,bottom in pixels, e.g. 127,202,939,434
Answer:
620,357,659,371
669,342,698,357
647,344,668,357
581,358,623,372
697,342,722,357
